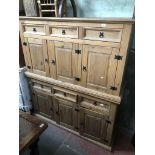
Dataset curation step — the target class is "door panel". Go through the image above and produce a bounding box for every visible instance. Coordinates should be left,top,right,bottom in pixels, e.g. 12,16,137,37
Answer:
56,48,72,77
54,97,77,130
87,52,109,87
30,44,45,72
59,104,73,127
82,45,118,93
84,114,102,138
79,108,109,143
33,90,53,119
48,41,82,85
72,45,82,78
26,38,50,76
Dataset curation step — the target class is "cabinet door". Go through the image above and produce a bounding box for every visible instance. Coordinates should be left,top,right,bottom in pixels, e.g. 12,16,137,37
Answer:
48,41,82,84
53,97,78,130
79,108,109,143
25,38,50,76
33,90,53,119
82,45,119,93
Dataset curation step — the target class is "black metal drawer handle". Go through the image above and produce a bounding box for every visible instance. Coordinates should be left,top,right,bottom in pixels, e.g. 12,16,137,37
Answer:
99,32,104,38
33,28,37,32
75,49,81,54
93,101,97,106
62,30,66,35
23,42,27,46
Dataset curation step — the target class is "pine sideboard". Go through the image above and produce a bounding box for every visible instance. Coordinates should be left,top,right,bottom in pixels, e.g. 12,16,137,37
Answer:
19,17,134,151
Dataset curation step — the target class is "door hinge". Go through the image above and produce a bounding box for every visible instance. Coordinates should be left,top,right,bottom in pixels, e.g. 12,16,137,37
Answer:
74,77,80,81
103,139,108,143
115,55,123,60
23,42,27,46
27,66,31,69
82,66,87,72
106,120,111,124
56,111,59,115
50,60,56,65
75,127,79,130
75,108,79,112
110,86,117,91
75,49,81,54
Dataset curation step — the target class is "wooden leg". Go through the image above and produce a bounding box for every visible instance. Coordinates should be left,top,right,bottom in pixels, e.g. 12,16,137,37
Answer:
29,138,39,155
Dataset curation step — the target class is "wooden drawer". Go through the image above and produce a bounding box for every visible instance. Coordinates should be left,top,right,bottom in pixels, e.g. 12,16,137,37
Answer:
82,27,122,42
22,24,46,35
32,82,51,93
54,41,72,49
49,26,78,38
53,87,77,102
80,97,110,115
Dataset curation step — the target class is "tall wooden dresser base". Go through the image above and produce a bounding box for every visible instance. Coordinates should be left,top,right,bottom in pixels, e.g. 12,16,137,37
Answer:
19,17,134,151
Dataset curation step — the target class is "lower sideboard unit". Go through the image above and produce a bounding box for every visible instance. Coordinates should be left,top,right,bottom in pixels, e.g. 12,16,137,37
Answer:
27,76,119,151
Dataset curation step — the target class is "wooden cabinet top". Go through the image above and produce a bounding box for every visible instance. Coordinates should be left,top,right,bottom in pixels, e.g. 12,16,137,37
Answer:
20,16,134,103
19,16,135,24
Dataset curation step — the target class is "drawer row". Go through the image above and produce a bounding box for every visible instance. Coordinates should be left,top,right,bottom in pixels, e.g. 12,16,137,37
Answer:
31,80,111,116
22,23,123,43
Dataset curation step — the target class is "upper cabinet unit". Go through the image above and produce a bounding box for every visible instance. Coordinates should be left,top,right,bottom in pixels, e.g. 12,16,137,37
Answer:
20,18,134,97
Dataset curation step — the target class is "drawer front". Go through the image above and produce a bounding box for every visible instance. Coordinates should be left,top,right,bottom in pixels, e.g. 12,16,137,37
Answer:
50,26,78,38
23,24,46,35
54,41,72,49
83,27,122,42
32,82,51,93
53,87,77,103
80,97,110,115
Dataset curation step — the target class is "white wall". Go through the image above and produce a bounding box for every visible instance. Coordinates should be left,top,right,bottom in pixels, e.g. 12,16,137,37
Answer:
67,0,135,17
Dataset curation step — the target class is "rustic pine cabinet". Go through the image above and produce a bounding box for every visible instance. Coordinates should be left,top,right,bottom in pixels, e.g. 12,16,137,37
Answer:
19,17,134,151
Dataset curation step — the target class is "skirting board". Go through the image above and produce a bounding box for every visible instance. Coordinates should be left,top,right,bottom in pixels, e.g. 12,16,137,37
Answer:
35,113,112,151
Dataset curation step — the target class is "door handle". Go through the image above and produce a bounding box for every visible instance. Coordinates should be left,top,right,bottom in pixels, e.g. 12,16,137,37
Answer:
82,66,87,72
50,60,55,65
44,59,48,63
99,32,104,38
74,77,80,81
62,30,66,35
33,28,37,32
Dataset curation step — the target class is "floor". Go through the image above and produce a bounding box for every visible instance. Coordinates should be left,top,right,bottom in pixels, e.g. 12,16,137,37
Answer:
23,123,134,155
